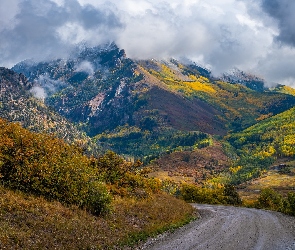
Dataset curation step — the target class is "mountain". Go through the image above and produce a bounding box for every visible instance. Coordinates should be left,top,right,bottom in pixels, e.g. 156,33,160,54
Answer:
136,59,295,131
221,68,265,92
11,44,295,161
0,67,97,154
13,44,143,135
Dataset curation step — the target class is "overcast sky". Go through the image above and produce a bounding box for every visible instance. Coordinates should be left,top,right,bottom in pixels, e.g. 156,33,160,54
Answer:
0,0,295,86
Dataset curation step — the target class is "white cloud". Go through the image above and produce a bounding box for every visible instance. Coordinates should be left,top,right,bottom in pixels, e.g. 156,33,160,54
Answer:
0,0,295,86
30,86,47,99
0,0,21,32
255,46,295,87
75,61,94,75
57,22,95,45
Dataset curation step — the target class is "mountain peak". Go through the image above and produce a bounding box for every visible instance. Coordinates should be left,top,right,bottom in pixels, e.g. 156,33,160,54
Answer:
0,67,30,89
221,68,265,92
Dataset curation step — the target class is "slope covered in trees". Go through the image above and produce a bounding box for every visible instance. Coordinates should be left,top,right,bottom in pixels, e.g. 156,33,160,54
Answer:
0,118,197,212
137,59,295,132
228,106,295,158
0,119,196,248
222,107,295,185
0,118,112,214
12,45,295,161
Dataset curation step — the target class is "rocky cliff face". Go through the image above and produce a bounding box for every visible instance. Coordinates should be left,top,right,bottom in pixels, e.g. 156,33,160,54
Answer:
13,44,144,136
12,45,227,137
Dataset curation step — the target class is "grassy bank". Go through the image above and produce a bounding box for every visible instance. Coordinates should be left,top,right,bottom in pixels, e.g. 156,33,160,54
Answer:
0,185,195,249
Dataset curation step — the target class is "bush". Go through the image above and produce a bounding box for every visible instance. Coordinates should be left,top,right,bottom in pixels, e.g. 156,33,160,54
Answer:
285,192,295,216
92,151,163,199
254,189,295,216
0,119,112,215
180,184,241,205
180,184,200,203
104,169,162,199
94,151,130,184
85,181,112,215
255,188,284,211
223,184,242,205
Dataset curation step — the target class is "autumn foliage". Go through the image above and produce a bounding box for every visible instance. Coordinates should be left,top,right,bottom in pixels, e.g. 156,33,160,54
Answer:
255,188,295,216
0,118,173,216
0,119,112,215
180,183,241,205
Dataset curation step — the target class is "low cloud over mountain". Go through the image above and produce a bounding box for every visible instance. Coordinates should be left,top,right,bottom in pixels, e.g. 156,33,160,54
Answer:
1,0,295,86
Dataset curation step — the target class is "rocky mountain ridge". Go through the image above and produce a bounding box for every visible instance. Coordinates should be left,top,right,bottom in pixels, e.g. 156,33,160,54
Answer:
9,44,295,161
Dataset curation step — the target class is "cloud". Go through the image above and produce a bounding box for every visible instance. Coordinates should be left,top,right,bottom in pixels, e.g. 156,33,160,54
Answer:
34,74,68,97
260,0,295,47
0,0,295,86
75,61,94,75
30,86,47,99
255,46,295,87
0,1,21,32
115,0,278,77
0,0,122,67
238,0,295,86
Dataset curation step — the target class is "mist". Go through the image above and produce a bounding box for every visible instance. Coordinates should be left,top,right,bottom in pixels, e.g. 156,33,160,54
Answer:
1,0,295,86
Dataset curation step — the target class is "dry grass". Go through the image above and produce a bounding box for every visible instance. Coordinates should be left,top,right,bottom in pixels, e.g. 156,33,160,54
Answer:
148,170,195,184
238,164,295,205
0,185,195,249
242,170,295,191
249,172,295,191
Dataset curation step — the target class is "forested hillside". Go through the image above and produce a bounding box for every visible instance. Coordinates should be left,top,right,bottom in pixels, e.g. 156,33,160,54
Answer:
12,45,295,162
137,59,295,132
223,107,295,184
228,106,295,158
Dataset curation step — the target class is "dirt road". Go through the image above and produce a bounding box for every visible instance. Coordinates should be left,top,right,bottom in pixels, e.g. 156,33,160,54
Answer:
141,204,295,250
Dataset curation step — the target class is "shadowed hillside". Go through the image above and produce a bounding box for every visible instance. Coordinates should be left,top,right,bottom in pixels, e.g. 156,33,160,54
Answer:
0,67,97,153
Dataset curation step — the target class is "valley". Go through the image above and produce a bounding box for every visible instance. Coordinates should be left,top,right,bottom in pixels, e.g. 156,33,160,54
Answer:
1,0,295,248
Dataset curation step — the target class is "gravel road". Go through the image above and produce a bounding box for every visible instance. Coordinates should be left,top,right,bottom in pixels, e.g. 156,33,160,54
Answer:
141,204,295,250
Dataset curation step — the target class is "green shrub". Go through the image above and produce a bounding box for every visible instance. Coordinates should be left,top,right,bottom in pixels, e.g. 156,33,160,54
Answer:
180,184,202,203
85,181,112,215
94,151,129,184
0,119,112,215
92,151,163,199
180,184,241,205
285,192,295,216
223,184,242,205
254,189,295,216
255,188,284,211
